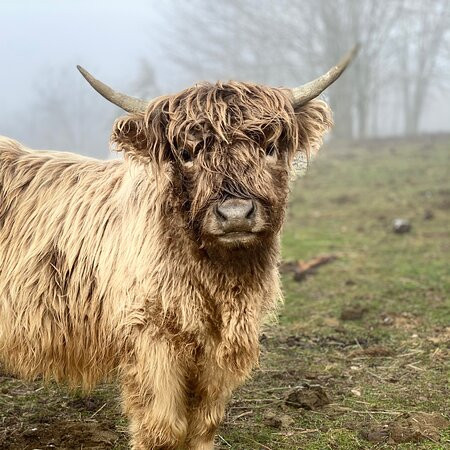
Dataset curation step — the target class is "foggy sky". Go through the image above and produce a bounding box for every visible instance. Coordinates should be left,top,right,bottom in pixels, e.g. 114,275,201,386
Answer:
1,0,176,153
1,1,164,110
1,0,449,155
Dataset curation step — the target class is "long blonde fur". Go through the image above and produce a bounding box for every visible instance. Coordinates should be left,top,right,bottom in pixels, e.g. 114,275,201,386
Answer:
0,82,332,449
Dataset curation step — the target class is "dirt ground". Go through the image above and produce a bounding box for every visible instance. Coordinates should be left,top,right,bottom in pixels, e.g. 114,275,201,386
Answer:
0,135,449,449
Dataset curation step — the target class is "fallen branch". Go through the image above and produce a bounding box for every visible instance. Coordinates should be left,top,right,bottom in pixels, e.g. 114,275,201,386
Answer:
280,254,338,281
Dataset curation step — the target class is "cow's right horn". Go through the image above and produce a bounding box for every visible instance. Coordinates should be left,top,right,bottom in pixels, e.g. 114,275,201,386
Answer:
77,66,148,114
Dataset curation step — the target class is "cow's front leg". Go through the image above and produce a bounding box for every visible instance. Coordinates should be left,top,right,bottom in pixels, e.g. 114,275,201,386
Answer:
185,368,243,450
120,338,188,450
186,388,230,449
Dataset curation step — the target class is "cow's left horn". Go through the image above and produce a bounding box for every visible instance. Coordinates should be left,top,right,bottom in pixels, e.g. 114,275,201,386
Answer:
77,66,148,114
291,45,359,108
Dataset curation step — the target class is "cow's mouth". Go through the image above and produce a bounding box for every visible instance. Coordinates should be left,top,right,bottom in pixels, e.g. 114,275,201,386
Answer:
216,231,257,245
202,224,263,249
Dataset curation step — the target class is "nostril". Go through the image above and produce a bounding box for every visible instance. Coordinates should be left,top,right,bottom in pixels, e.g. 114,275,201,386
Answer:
216,204,228,221
245,201,255,219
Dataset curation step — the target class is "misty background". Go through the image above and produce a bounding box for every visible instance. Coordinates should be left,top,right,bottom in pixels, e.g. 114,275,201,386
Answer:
1,0,449,158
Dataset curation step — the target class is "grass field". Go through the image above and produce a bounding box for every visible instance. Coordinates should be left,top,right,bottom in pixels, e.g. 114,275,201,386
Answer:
1,135,449,449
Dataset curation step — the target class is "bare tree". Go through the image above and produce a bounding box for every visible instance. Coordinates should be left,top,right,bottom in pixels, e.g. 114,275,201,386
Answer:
154,0,404,139
133,59,160,99
139,0,450,139
398,0,450,135
15,68,119,157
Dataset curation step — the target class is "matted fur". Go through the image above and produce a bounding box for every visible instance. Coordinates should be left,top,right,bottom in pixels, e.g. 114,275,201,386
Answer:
0,81,332,449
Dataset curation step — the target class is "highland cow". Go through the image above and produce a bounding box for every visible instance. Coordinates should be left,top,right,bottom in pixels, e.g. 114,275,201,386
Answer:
0,47,356,449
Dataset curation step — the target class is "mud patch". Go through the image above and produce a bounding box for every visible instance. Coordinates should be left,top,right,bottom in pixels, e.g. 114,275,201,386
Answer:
0,420,120,449
426,326,450,346
330,194,358,205
283,333,377,350
360,412,449,444
340,304,367,321
381,312,421,330
349,345,394,358
263,410,294,429
285,384,331,410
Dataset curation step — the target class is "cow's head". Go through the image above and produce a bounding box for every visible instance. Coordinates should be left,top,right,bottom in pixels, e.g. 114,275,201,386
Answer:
78,47,356,253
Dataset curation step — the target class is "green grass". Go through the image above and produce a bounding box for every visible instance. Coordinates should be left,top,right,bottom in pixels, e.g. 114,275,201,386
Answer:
217,136,450,449
0,136,449,449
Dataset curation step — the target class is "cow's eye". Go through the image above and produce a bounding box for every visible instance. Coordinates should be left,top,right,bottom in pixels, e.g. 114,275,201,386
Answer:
265,145,277,161
180,149,194,166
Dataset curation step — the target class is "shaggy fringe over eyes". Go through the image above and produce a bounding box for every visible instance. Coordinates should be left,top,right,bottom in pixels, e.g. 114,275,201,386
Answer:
111,81,304,160
111,82,332,165
159,82,298,159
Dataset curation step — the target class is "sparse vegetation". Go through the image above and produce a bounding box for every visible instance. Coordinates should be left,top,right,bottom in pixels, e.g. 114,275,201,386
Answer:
1,136,449,449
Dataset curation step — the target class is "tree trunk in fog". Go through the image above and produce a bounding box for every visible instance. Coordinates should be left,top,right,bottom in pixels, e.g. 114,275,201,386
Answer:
313,0,355,139
308,0,401,140
405,88,425,136
331,85,354,139
400,0,449,136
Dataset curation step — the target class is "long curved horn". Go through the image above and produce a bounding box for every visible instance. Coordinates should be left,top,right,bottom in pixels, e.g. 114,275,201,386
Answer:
292,45,359,108
77,65,148,114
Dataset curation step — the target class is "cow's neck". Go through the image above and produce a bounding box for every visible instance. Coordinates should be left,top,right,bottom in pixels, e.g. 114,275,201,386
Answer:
163,223,282,373
128,167,282,372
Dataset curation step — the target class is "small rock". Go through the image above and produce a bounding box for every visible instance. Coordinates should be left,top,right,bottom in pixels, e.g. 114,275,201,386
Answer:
393,219,411,234
83,398,97,410
340,305,367,321
364,345,393,357
388,376,400,383
264,411,294,429
381,314,394,325
423,210,434,220
285,384,330,410
23,427,39,438
285,335,302,347
360,424,390,442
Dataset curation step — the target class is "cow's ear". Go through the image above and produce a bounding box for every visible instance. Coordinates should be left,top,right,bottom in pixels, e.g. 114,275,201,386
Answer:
111,100,172,163
111,114,149,160
294,99,333,157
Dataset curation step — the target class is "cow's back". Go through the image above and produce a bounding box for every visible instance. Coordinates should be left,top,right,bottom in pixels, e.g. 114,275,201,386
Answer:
0,137,133,386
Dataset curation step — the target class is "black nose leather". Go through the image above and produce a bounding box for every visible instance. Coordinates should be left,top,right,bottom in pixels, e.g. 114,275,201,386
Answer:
217,198,255,221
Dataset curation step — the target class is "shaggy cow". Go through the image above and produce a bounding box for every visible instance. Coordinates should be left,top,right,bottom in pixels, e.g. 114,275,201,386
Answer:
0,47,356,449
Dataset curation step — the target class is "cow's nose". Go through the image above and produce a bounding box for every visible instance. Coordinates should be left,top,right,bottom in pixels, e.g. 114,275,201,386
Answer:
216,198,255,222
